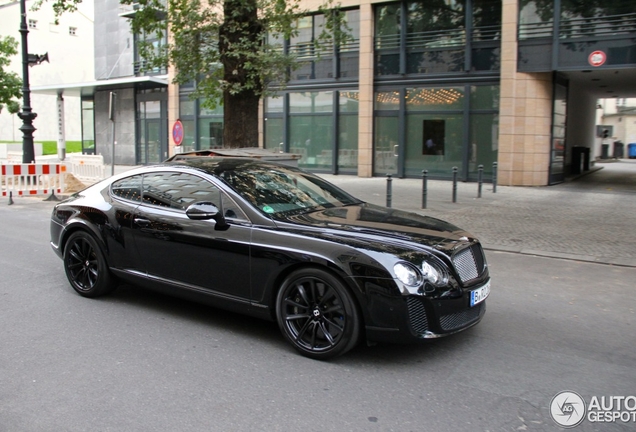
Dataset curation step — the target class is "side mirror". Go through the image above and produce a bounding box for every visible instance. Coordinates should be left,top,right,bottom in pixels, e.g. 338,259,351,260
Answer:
185,202,229,230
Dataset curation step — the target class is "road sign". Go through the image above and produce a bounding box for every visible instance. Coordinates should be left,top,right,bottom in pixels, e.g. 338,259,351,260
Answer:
588,51,606,67
172,120,184,146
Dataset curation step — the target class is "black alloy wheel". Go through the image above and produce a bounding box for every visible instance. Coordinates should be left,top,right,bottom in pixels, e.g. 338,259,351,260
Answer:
276,268,360,360
63,231,114,298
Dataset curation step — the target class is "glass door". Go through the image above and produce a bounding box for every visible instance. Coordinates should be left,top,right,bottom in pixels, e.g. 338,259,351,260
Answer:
374,116,399,175
146,119,162,164
549,81,567,185
138,98,167,165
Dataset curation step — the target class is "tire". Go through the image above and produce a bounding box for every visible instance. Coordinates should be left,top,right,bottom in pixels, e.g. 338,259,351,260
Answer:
276,268,361,360
63,231,115,298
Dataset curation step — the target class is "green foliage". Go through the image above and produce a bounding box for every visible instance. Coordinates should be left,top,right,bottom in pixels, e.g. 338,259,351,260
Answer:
0,36,22,114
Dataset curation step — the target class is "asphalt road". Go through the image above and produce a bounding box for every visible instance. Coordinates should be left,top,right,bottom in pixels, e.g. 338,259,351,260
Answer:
1,198,634,431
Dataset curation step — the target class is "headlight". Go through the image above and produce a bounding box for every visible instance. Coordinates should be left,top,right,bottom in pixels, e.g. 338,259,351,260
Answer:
421,260,449,286
394,262,423,287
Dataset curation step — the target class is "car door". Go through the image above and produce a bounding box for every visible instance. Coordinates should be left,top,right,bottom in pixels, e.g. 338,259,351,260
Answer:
131,170,252,301
107,174,145,272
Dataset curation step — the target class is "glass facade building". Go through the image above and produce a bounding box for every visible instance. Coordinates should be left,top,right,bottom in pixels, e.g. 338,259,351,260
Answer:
76,0,635,186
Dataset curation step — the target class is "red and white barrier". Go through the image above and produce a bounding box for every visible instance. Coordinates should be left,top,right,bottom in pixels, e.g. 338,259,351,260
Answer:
1,163,66,197
68,154,105,183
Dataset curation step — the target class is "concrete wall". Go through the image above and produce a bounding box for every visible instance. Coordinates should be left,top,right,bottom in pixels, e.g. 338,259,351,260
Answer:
95,89,136,165
0,0,94,143
566,84,597,160
94,0,134,80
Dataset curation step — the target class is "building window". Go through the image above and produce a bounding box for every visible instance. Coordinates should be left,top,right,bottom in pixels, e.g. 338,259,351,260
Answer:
28,19,37,29
375,1,501,76
178,96,223,152
264,92,359,173
373,84,499,179
69,27,77,36
281,9,359,81
264,97,284,153
518,0,554,40
337,91,359,172
289,91,334,169
559,0,634,39
134,29,168,75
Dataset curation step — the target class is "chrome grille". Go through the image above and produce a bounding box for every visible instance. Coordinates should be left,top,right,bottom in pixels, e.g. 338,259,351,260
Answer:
440,303,483,331
452,244,486,284
406,297,428,334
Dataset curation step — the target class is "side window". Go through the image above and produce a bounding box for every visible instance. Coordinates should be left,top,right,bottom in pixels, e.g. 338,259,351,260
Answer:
141,172,219,210
111,175,143,203
222,194,248,222
140,171,249,221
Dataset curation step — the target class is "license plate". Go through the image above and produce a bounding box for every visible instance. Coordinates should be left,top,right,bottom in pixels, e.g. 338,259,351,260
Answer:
470,281,490,307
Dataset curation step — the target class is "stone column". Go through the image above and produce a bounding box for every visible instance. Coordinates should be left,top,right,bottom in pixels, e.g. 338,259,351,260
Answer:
499,0,553,186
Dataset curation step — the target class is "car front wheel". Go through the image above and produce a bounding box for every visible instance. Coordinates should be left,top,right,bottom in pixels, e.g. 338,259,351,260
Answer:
276,268,360,360
63,231,115,298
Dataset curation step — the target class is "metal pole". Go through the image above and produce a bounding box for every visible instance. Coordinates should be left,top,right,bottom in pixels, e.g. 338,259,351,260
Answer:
421,169,428,209
452,167,458,203
18,0,37,164
477,164,483,198
109,92,117,176
386,174,392,208
492,161,498,193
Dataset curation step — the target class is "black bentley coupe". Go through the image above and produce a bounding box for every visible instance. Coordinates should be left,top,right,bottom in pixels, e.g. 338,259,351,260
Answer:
50,157,490,359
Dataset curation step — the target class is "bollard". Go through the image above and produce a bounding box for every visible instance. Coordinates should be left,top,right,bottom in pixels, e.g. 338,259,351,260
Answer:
386,174,392,208
8,191,14,206
492,161,498,193
452,167,458,203
421,170,428,209
477,164,483,198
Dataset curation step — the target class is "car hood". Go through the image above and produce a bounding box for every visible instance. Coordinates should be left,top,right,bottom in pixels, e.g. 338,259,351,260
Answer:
276,203,475,254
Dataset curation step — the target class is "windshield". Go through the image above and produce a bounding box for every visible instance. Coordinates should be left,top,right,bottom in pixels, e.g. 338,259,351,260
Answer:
220,165,361,216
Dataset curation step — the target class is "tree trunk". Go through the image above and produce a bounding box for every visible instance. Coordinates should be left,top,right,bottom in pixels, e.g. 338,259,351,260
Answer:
222,89,259,148
220,0,262,148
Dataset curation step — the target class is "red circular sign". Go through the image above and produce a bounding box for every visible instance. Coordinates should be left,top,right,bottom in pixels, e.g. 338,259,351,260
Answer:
588,50,606,67
172,120,184,146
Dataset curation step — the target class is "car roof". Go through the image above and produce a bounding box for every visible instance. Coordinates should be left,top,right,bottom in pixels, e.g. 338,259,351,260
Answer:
163,156,302,176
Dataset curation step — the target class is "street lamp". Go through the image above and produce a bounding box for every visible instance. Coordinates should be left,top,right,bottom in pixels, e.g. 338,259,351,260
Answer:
17,0,48,164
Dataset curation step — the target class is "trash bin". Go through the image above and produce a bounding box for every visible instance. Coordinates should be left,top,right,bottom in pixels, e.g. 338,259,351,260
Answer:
628,143,636,159
613,141,624,159
571,146,590,174
601,144,610,159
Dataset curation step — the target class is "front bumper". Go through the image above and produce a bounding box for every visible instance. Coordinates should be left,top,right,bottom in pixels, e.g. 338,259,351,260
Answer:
364,284,488,344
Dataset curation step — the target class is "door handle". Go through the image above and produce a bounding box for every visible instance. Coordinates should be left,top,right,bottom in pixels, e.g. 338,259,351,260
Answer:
134,217,151,227
393,145,399,157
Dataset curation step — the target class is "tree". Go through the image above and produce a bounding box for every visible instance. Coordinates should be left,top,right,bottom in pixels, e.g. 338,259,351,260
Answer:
40,0,347,148
0,36,22,115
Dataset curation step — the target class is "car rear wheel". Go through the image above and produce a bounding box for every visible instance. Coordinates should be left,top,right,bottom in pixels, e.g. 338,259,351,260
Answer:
276,268,360,360
63,231,115,298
